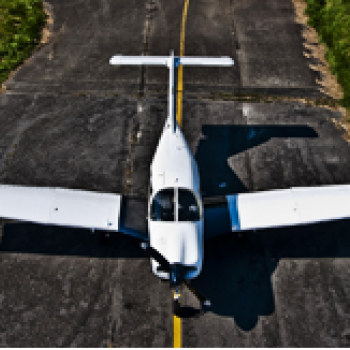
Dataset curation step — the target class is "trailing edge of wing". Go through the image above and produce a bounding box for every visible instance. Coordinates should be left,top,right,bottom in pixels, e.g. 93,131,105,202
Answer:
0,185,121,231
227,184,350,232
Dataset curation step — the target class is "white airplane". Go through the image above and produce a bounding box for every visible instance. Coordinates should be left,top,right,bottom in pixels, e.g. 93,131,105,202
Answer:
1,51,350,313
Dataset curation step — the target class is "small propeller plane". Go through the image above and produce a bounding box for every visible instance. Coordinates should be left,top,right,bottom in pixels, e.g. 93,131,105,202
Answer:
1,51,350,314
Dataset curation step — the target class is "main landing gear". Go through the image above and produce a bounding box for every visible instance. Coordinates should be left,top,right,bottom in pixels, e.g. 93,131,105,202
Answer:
100,232,111,244
90,228,111,244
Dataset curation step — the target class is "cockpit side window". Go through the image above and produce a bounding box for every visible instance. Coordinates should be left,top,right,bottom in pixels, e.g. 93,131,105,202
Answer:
178,188,201,222
150,189,175,221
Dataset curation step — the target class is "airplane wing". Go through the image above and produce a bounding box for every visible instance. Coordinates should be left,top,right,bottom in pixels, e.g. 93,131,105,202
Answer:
0,185,148,241
204,184,350,240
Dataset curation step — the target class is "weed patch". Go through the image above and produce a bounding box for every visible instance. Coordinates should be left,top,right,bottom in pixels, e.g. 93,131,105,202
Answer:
304,0,350,109
0,0,47,86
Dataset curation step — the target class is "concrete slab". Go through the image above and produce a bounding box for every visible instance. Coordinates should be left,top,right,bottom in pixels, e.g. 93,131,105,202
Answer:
241,102,350,191
232,0,320,89
0,93,135,193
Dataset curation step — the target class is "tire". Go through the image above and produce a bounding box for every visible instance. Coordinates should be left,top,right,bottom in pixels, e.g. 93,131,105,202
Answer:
173,299,181,317
100,232,111,245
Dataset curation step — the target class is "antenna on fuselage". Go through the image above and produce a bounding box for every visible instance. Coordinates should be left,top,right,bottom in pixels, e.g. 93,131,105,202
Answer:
110,51,234,133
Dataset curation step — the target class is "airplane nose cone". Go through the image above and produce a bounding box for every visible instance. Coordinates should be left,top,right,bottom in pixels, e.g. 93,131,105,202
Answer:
170,263,197,287
149,222,201,265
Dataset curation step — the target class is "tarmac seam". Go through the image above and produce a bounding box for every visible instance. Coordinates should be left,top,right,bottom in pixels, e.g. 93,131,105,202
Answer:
262,242,284,346
227,0,242,89
241,103,255,191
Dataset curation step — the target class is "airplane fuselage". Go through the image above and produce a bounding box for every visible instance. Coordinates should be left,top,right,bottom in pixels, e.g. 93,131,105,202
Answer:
147,116,204,280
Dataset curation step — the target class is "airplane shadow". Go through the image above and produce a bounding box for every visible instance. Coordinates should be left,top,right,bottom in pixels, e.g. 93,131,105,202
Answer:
192,218,350,331
2,217,350,332
195,124,318,197
0,221,144,259
2,123,348,332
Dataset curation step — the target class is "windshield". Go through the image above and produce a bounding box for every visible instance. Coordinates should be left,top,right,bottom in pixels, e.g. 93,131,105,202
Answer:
150,188,175,221
150,188,201,222
178,188,201,222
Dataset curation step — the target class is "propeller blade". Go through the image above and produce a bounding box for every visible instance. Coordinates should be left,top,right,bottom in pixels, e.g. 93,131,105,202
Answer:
140,242,171,272
184,281,211,307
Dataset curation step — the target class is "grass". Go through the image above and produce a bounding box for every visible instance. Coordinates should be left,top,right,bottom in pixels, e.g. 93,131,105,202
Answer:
0,0,47,86
304,0,350,109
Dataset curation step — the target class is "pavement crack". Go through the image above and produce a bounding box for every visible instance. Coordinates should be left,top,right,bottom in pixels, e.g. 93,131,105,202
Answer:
138,0,160,97
124,111,141,195
138,0,158,97
241,104,254,191
48,23,66,61
227,0,242,89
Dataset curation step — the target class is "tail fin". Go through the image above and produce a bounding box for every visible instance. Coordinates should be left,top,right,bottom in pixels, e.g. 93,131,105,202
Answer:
110,51,234,133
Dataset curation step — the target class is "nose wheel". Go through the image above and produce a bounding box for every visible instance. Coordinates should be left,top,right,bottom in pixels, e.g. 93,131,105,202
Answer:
173,287,181,316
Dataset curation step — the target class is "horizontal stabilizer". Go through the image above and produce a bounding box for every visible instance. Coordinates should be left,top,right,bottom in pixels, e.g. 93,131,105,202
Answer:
227,184,350,231
0,185,121,231
109,55,234,67
110,55,169,66
178,56,234,66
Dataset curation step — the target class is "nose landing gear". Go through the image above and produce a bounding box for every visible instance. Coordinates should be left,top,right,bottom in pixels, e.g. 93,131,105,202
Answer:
173,287,181,317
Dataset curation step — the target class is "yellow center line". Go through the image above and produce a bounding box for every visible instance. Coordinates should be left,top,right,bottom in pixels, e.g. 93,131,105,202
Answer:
176,0,190,128
174,1,189,347
173,291,182,348
173,314,182,348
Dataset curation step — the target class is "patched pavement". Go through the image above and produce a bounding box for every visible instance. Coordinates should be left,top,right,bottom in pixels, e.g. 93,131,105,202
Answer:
1,0,350,347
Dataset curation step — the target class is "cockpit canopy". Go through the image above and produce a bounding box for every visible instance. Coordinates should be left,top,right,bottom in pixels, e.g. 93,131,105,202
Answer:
150,188,201,222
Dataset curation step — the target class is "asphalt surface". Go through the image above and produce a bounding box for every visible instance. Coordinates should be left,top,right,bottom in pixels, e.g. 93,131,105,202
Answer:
1,0,350,347
5,0,322,97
